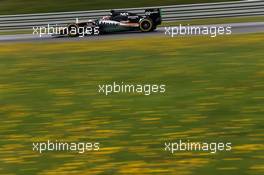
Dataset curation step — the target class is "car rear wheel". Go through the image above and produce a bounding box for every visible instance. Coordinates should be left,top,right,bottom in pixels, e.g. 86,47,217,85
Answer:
139,18,154,32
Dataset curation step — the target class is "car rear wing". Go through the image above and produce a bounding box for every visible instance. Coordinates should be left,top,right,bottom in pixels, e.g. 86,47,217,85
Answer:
145,8,162,25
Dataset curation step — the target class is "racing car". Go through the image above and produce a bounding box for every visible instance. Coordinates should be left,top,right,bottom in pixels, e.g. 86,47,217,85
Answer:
58,8,162,36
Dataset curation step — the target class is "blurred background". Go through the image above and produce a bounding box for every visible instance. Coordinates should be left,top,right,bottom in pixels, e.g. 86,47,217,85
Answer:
0,0,239,15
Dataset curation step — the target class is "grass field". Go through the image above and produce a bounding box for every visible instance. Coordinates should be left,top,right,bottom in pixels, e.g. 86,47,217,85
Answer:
0,0,239,15
0,34,264,175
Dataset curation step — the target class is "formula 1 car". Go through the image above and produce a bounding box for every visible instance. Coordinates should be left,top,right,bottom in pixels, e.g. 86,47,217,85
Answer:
58,8,162,36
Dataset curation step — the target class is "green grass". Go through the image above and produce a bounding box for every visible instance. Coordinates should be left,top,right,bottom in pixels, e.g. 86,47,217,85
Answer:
0,0,239,15
0,30,32,36
0,34,264,175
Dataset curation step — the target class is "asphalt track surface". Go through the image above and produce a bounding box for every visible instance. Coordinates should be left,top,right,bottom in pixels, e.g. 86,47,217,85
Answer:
0,22,263,42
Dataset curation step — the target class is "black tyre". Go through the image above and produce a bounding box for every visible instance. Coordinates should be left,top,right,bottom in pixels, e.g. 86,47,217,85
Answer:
139,18,154,32
84,23,98,35
68,24,79,37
